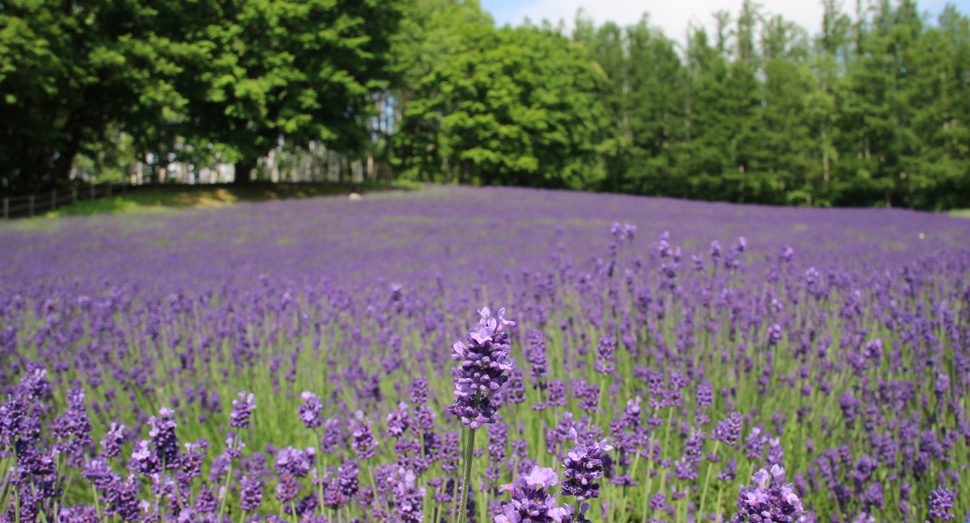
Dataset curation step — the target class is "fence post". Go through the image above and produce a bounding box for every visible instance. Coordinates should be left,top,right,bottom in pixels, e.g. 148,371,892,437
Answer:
28,195,34,217
72,186,77,204
51,189,56,211
2,198,7,220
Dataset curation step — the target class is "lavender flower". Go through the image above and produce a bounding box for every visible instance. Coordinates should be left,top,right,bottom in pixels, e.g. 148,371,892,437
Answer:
391,468,426,523
495,466,571,523
927,486,956,521
230,391,256,429
713,412,743,447
100,422,126,458
148,406,181,469
731,465,804,523
449,306,516,428
561,428,614,502
276,446,316,478
350,411,378,460
298,391,324,429
240,476,264,511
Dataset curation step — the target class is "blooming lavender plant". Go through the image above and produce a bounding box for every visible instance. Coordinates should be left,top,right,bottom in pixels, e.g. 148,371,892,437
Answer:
449,306,516,523
0,187,969,523
731,465,804,523
494,466,574,523
561,428,614,503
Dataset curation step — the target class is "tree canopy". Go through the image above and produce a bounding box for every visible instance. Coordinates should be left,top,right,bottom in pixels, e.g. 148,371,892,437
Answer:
2,0,969,210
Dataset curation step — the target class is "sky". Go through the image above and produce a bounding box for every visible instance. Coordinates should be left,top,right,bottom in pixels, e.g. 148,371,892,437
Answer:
481,0,970,42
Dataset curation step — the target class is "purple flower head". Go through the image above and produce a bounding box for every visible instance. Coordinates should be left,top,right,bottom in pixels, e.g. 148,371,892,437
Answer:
527,329,549,380
745,426,766,459
710,240,722,263
730,465,804,523
298,391,324,429
561,428,614,502
128,439,160,475
611,222,622,239
275,474,301,503
276,446,316,478
147,407,180,469
100,422,126,458
864,338,883,362
767,324,783,346
338,460,359,499
386,402,411,438
495,466,571,523
410,379,429,404
623,396,642,427
50,387,93,457
595,335,616,374
449,306,516,429
240,476,264,511
350,411,379,460
501,466,560,492
927,486,956,521
623,223,636,242
230,391,256,429
780,244,794,263
713,413,743,447
391,467,426,523
319,418,342,454
20,368,51,400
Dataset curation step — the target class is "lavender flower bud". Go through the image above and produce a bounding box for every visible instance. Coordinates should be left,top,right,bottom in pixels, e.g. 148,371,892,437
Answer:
495,466,571,523
230,391,256,430
561,428,614,502
298,391,324,429
448,306,516,429
928,485,956,521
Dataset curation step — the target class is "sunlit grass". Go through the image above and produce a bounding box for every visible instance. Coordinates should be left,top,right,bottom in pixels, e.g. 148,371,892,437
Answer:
28,181,423,218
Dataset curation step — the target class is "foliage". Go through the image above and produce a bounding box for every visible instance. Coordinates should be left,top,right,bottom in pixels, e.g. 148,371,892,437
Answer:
0,0,192,193
2,0,970,210
395,12,608,189
174,0,404,182
0,0,403,193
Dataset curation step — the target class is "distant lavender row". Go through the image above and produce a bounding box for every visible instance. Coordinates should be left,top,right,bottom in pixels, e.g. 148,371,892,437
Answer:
0,186,968,523
1,186,967,290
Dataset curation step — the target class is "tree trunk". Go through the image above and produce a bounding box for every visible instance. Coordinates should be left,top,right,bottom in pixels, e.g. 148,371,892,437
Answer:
234,161,254,184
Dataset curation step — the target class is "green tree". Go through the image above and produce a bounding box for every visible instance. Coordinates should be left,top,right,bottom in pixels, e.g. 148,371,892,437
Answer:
175,0,404,184
389,0,494,181
0,0,192,194
404,21,608,188
620,17,685,196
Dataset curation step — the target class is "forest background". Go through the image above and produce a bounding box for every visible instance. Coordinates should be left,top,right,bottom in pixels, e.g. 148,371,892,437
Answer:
1,0,968,210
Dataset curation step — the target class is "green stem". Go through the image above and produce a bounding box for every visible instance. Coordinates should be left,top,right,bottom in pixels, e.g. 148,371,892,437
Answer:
714,485,724,523
641,474,652,523
455,424,477,523
217,462,233,521
698,441,721,519
90,482,104,523
368,462,387,517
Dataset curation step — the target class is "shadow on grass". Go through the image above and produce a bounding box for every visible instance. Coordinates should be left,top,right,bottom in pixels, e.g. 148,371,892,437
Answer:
38,181,422,218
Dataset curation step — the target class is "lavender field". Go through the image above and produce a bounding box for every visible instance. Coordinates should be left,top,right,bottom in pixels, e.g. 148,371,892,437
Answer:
1,185,968,523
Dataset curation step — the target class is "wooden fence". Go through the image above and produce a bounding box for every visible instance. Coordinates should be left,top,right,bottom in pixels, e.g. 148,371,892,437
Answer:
1,182,129,220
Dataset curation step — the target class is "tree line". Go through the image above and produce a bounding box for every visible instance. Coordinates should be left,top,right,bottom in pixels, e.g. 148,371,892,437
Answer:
2,0,968,209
